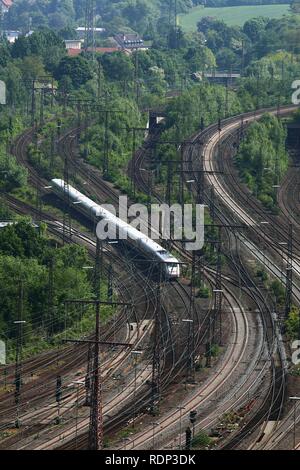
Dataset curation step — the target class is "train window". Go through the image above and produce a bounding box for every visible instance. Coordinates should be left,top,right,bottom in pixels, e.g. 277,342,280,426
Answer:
168,263,178,272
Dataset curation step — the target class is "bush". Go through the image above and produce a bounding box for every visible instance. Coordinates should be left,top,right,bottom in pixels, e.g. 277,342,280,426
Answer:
191,430,212,449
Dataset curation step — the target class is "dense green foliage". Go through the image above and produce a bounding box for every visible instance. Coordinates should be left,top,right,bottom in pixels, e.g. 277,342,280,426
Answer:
285,307,300,340
0,4,299,358
0,221,107,359
0,114,27,193
4,0,196,33
235,113,288,210
80,97,143,190
197,14,300,70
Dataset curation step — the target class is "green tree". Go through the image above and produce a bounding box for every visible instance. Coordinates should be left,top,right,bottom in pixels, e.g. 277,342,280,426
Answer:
235,114,288,209
18,55,46,82
243,17,268,43
54,56,92,89
0,41,11,68
286,307,300,340
184,46,216,72
99,52,134,82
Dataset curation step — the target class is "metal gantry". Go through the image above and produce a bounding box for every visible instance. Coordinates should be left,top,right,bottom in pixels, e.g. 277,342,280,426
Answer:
84,0,95,58
62,147,72,245
63,240,132,450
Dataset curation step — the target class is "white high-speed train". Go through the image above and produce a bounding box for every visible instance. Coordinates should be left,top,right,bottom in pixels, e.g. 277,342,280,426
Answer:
51,179,181,279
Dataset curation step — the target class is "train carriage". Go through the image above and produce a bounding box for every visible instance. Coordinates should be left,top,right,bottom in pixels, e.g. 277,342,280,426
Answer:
51,179,180,279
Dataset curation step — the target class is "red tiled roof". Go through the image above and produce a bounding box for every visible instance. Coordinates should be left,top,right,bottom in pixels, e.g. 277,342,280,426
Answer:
67,47,120,57
67,48,82,57
1,0,13,8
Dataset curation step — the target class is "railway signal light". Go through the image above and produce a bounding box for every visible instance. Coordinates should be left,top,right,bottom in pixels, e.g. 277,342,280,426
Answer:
14,372,21,403
185,427,192,450
189,410,197,439
189,410,197,424
56,375,62,403
218,118,221,132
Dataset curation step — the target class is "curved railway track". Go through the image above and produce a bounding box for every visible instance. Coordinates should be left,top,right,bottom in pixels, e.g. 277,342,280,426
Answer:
4,104,298,450
182,105,299,449
0,196,163,450
129,108,293,449
35,122,258,450
0,130,169,449
1,124,208,450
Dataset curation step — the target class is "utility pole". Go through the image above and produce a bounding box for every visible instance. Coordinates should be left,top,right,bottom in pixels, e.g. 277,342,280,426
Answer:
214,226,223,346
225,79,229,118
62,147,72,245
85,343,93,406
55,374,62,424
166,161,173,206
131,350,143,428
64,239,132,450
85,0,95,59
187,251,196,384
131,128,137,197
39,88,44,127
107,264,113,302
35,170,42,233
200,117,204,132
89,237,103,450
151,272,162,416
50,129,55,175
185,427,192,450
47,256,55,339
103,110,109,177
97,61,102,101
14,281,26,429
210,185,216,227
168,0,172,46
285,222,293,319
77,102,82,130
134,50,140,105
174,0,178,49
63,298,132,449
31,80,36,127
197,157,205,205
241,40,245,77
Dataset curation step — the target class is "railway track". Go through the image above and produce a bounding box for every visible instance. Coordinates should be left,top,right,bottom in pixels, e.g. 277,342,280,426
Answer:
34,121,256,450
5,104,297,450
0,197,164,445
127,111,283,449
182,104,299,449
0,130,171,449
2,124,204,450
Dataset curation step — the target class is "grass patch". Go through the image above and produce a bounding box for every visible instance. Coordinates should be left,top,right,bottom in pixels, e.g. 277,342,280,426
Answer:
191,430,213,448
179,4,290,30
